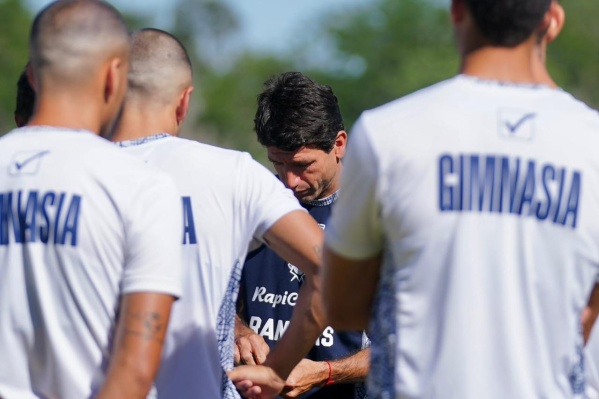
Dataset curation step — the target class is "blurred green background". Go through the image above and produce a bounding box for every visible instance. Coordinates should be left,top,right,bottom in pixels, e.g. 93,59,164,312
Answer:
1,0,598,165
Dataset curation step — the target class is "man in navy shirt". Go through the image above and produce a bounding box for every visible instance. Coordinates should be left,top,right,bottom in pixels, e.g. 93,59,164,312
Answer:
236,72,370,398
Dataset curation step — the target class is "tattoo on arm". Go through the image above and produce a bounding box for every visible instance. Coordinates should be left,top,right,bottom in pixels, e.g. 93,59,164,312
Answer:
123,311,165,343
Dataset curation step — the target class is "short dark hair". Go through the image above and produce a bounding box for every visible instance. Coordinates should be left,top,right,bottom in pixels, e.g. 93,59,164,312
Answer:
29,0,129,85
15,68,35,126
254,72,344,153
464,0,552,47
128,28,193,104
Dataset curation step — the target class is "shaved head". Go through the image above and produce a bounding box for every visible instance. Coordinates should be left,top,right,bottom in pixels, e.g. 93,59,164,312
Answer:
128,28,193,106
30,0,130,87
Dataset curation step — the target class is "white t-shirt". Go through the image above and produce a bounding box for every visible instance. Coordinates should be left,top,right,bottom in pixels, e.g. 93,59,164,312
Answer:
0,127,183,399
118,135,303,399
325,75,599,399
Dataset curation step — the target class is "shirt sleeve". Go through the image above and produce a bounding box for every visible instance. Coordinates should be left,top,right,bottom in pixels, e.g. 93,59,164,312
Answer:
121,170,184,298
325,115,384,259
238,153,305,241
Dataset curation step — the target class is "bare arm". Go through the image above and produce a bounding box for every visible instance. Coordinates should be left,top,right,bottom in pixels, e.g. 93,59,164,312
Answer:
322,246,382,331
261,210,327,378
283,348,371,398
228,210,326,398
235,314,270,365
324,347,370,385
583,283,599,344
96,292,175,399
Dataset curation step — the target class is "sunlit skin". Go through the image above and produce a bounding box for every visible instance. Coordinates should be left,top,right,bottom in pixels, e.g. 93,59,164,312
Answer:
267,131,347,203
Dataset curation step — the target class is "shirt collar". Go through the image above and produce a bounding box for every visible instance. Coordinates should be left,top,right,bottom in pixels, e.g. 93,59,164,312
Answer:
114,133,171,148
301,190,339,207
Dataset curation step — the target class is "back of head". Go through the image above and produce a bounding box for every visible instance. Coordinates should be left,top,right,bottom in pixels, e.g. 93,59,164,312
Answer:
30,0,130,89
255,72,344,153
464,0,552,46
127,28,193,106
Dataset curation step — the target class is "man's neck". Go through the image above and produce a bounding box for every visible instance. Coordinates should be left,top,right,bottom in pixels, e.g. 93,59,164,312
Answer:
460,39,557,88
112,105,176,142
28,91,102,135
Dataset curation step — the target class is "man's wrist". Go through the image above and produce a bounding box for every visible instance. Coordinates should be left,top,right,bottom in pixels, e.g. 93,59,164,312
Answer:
323,360,334,386
235,315,254,336
263,357,286,380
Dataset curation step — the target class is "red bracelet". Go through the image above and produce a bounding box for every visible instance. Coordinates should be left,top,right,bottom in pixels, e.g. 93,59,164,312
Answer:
325,360,334,386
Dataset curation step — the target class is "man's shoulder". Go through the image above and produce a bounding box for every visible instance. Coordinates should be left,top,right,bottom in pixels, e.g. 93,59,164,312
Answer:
1,126,149,168
0,127,178,209
547,90,599,124
151,136,255,168
362,77,460,124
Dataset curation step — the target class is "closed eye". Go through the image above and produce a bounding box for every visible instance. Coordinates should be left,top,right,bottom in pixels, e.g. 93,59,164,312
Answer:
292,161,314,169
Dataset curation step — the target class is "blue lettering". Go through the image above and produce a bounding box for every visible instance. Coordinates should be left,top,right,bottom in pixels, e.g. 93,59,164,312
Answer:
497,157,520,213
60,195,81,246
508,158,521,213
0,193,8,245
438,154,581,229
0,191,82,245
439,155,454,211
53,193,66,241
552,169,566,224
515,161,536,216
535,165,554,220
22,191,39,243
39,192,56,244
12,192,24,243
559,172,581,228
470,156,496,212
465,155,478,211
182,196,197,245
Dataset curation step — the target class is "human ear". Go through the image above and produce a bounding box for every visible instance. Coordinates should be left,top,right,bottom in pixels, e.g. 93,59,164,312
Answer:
451,0,466,25
334,131,348,160
543,1,565,44
26,63,37,92
176,86,194,127
103,58,125,105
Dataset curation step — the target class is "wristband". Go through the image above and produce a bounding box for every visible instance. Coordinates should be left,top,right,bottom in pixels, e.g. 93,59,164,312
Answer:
325,360,334,386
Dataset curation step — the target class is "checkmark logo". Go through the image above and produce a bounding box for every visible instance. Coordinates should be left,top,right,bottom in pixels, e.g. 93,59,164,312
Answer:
499,109,536,140
505,113,536,134
9,150,50,175
15,151,50,170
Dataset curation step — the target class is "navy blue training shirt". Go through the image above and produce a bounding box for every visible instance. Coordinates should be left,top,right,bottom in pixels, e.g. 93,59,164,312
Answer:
238,192,368,399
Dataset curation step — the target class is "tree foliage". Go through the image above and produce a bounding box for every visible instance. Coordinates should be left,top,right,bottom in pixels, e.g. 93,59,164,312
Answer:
547,1,599,107
303,0,458,127
0,0,32,133
195,54,293,158
0,0,598,155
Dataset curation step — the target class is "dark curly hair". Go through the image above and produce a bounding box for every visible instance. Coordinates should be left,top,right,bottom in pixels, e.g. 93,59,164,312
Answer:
254,72,344,153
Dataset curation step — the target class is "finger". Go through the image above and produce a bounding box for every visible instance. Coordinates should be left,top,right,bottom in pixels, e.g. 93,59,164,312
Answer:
238,385,262,399
249,338,269,365
239,338,256,365
285,389,300,398
234,344,241,365
254,349,267,365
233,379,254,391
248,386,262,396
